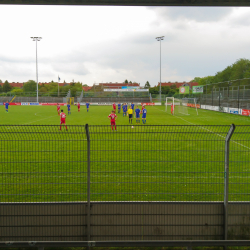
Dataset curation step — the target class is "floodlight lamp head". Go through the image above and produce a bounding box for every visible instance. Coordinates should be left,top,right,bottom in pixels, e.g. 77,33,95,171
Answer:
156,36,164,41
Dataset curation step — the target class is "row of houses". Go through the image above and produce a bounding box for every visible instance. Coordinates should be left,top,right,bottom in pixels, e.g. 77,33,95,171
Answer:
0,81,199,91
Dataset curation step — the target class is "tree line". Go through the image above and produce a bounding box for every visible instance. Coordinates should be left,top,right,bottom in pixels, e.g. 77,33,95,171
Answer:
0,80,85,97
190,58,250,86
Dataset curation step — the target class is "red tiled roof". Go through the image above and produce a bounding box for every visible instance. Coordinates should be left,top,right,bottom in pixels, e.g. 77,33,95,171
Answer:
82,86,92,91
0,82,24,87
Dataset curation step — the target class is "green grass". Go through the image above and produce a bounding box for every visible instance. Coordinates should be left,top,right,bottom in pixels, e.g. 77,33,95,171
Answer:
0,104,249,125
0,104,249,203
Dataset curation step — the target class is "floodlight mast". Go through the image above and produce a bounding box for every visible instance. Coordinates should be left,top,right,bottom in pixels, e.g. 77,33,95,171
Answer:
30,37,42,103
155,36,164,104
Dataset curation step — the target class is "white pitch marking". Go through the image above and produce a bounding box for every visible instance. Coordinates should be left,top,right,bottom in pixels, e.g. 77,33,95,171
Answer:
153,106,250,151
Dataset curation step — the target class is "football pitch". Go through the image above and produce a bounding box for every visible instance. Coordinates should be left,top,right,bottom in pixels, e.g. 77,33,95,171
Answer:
0,104,249,125
0,105,250,203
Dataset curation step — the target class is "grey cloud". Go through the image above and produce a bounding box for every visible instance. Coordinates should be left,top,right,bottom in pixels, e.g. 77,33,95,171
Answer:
52,62,89,76
148,7,233,22
228,12,250,27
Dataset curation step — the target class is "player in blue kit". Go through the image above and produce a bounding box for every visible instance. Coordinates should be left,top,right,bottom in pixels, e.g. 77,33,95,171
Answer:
122,103,127,117
131,102,135,111
135,106,141,124
86,102,90,112
67,103,71,115
5,102,9,113
118,103,121,113
142,108,147,124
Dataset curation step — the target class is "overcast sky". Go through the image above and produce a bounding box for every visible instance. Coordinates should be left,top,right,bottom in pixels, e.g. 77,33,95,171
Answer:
0,5,250,87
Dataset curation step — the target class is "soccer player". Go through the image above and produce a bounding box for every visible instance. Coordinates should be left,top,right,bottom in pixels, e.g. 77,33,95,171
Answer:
57,103,60,115
118,102,121,113
77,102,80,112
127,106,133,124
108,110,117,131
112,102,116,113
124,103,128,115
131,102,135,111
86,102,90,112
171,103,175,115
122,103,127,117
142,107,147,124
135,106,141,124
141,103,145,111
60,109,68,131
67,103,71,115
5,102,9,113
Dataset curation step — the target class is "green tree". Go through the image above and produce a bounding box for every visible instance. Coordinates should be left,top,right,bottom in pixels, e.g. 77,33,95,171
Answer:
39,87,48,93
0,79,2,83
23,80,37,92
161,86,171,94
3,80,12,92
124,79,128,84
0,84,2,93
170,84,177,90
144,81,150,88
149,86,159,94
11,87,23,93
230,58,250,80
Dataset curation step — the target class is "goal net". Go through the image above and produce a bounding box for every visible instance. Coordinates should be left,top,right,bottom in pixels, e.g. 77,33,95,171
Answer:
183,98,199,115
165,97,189,115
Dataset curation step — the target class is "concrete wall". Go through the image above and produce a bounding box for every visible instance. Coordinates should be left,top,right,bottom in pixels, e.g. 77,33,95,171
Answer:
0,202,249,241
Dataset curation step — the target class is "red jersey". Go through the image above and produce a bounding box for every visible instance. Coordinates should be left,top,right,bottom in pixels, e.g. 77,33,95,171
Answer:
113,103,116,109
171,104,175,112
60,112,66,122
108,113,117,122
57,105,60,110
77,103,80,108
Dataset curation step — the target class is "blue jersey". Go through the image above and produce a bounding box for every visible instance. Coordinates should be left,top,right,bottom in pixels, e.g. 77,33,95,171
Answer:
122,105,126,112
5,103,9,109
142,108,147,118
135,108,141,118
67,104,70,111
86,103,90,108
118,104,121,109
131,104,134,110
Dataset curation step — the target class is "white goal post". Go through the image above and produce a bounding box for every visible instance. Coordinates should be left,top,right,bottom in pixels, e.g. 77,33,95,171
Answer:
165,97,198,115
183,98,199,115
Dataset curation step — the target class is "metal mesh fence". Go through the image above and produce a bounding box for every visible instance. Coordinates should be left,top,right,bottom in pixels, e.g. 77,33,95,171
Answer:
89,125,231,202
1,124,249,203
0,125,87,202
0,125,250,242
229,125,250,201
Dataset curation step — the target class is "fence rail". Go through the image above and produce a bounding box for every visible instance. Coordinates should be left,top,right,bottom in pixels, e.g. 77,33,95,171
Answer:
0,124,250,242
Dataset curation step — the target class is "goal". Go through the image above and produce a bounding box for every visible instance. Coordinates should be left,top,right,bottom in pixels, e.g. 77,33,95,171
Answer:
183,98,199,115
165,97,198,115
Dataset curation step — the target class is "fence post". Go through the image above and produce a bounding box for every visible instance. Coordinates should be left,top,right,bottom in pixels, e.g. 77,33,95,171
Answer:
224,124,235,240
85,124,91,242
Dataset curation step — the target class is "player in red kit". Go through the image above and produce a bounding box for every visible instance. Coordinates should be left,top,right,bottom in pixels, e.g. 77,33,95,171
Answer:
112,102,116,113
60,109,68,131
57,103,60,115
108,110,117,131
171,103,175,115
77,102,80,112
141,104,145,111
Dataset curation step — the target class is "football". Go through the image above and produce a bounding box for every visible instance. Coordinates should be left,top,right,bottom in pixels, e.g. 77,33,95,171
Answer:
131,126,134,129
